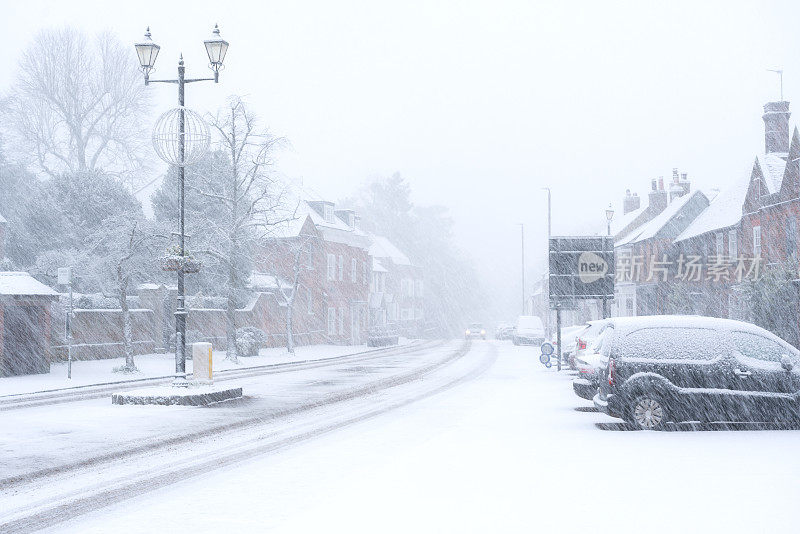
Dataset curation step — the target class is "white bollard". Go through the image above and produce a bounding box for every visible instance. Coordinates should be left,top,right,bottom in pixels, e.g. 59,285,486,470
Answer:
192,342,213,384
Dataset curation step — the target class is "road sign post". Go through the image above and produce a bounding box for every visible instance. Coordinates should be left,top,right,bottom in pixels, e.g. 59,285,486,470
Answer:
57,267,73,379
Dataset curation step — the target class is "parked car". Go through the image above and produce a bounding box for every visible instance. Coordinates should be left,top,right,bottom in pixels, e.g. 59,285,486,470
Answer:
513,316,545,346
570,320,610,369
556,324,591,368
572,327,612,400
593,315,800,430
495,323,515,340
465,322,486,340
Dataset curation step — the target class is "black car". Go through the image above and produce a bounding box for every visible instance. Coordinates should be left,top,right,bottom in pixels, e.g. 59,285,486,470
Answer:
593,315,800,430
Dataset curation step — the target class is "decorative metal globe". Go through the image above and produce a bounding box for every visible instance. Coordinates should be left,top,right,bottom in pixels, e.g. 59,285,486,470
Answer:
152,107,210,167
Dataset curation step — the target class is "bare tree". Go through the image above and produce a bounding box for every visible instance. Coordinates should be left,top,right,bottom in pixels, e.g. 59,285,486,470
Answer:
80,216,160,372
267,234,316,354
192,97,289,363
2,28,150,183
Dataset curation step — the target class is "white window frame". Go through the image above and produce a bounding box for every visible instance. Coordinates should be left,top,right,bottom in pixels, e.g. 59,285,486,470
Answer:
351,258,357,282
338,255,343,281
324,204,334,223
327,307,336,335
753,225,762,256
715,232,724,256
327,254,336,281
338,307,345,335
728,229,737,258
362,261,368,285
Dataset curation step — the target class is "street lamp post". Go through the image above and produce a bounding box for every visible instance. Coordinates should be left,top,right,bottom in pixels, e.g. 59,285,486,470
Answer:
518,223,525,315
603,204,614,319
135,25,229,386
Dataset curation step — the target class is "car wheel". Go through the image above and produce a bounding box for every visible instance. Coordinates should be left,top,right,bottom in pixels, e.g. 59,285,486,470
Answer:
513,337,519,346
628,395,669,431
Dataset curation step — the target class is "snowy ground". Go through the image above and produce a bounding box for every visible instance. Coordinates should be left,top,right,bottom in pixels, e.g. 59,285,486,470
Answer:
0,342,409,396
5,340,800,533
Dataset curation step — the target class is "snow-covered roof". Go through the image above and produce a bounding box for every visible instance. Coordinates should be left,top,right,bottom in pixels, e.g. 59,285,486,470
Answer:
369,234,411,266
249,271,291,291
0,272,59,296
0,212,6,224
628,191,704,244
756,153,787,194
675,174,749,242
610,204,647,236
372,257,388,273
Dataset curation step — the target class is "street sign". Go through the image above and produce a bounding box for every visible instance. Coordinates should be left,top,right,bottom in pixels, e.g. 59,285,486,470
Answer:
541,342,554,356
549,236,614,304
57,267,72,285
539,353,550,365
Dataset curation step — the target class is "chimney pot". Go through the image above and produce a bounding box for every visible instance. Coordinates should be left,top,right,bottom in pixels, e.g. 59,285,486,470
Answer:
763,100,791,154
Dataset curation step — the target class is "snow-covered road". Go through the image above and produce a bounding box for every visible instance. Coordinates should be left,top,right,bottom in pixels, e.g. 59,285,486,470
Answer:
5,340,800,533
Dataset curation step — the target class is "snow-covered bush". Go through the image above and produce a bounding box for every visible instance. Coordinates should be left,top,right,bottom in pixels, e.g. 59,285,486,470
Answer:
236,327,268,357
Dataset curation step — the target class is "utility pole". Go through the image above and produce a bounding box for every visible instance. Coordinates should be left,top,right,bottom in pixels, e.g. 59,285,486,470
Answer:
542,187,552,336
519,223,525,314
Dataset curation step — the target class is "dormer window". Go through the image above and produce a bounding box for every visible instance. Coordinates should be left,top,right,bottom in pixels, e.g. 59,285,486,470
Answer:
323,204,334,223
348,213,355,228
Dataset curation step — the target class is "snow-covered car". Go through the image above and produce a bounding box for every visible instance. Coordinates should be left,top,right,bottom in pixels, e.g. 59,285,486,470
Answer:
513,315,545,345
465,322,486,340
572,335,611,400
555,324,589,368
594,315,800,430
570,320,610,369
495,324,515,340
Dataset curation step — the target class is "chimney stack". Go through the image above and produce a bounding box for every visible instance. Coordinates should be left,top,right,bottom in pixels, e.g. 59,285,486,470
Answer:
0,213,6,262
623,189,641,214
649,178,668,214
763,101,791,154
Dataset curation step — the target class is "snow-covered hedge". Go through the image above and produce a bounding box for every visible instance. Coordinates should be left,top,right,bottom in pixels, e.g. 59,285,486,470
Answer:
236,327,268,357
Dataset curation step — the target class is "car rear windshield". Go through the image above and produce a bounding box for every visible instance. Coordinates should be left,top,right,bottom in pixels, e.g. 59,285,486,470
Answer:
469,323,483,329
580,322,605,340
617,327,720,361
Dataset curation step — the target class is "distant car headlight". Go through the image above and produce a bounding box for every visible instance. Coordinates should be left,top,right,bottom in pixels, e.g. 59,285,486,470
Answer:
481,329,486,335
465,329,471,335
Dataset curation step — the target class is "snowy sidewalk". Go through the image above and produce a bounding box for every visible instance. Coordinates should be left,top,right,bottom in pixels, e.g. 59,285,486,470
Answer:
0,342,408,397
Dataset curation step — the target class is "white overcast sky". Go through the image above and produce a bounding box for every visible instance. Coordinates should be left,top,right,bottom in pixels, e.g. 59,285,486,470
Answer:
2,0,799,318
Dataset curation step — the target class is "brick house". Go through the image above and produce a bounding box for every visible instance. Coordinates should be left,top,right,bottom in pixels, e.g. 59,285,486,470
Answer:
257,199,371,345
368,234,424,336
0,272,59,376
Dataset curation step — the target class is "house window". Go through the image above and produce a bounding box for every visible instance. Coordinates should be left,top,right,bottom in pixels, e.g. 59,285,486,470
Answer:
327,308,336,335
415,280,423,297
338,255,343,281
351,258,357,282
788,218,797,258
324,204,334,223
715,232,724,257
362,261,368,285
338,307,345,334
327,254,336,281
728,229,737,258
753,226,762,256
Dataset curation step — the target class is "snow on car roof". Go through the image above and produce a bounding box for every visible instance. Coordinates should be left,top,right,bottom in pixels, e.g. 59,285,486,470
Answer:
606,315,772,336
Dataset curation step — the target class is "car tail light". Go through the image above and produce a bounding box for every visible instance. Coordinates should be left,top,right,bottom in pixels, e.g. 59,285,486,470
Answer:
608,358,616,386
578,339,587,350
